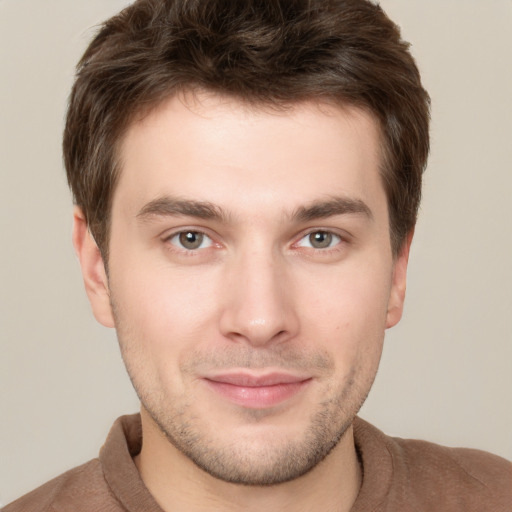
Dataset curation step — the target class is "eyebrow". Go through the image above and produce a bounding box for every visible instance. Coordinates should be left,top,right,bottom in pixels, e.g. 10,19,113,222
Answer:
136,195,373,224
137,196,227,222
292,196,373,223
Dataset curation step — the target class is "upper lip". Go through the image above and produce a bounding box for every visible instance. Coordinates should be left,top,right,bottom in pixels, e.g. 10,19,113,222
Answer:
204,372,311,387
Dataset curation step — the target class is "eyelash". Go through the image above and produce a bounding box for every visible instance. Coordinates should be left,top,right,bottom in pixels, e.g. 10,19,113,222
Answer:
294,230,344,251
163,228,218,256
162,228,348,255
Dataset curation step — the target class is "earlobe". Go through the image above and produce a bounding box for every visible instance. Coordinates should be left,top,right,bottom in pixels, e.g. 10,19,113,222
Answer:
72,207,115,328
386,230,414,329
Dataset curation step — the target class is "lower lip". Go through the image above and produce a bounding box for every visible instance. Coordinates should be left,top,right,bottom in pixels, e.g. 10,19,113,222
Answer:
204,379,310,409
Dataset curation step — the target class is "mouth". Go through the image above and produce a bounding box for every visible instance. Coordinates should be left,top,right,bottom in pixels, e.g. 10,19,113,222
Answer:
202,372,312,409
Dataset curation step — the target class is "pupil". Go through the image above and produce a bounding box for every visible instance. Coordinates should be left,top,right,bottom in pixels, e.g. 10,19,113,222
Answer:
179,231,203,249
310,231,332,248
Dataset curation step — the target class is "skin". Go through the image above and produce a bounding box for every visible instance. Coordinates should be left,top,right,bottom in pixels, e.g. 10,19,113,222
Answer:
73,93,411,512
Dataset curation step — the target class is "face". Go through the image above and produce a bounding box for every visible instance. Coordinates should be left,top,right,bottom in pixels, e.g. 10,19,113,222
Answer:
75,93,409,485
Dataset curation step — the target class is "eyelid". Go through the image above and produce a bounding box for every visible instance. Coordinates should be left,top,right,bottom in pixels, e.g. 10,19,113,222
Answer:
162,226,221,252
170,231,212,250
159,225,350,254
291,227,351,252
295,226,349,241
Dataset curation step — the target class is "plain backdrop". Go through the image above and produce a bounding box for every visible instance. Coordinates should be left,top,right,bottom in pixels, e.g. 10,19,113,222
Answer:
1,0,511,506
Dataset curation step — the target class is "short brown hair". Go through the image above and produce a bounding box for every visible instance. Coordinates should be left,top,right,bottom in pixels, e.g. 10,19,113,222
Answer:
63,0,430,258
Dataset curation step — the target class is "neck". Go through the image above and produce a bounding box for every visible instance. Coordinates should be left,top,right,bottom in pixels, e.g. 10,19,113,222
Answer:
134,409,362,512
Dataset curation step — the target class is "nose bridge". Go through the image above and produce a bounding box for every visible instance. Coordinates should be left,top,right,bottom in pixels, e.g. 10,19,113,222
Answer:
220,240,297,346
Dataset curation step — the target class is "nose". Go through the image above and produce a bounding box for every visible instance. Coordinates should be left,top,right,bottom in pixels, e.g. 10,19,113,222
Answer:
219,248,299,347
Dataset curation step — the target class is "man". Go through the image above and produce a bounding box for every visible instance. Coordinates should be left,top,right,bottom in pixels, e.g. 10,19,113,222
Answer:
4,0,511,510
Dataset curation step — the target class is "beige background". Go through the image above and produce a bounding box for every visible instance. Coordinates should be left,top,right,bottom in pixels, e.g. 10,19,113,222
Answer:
1,0,511,506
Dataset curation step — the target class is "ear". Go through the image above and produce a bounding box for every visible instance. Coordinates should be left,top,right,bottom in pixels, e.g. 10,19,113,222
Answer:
72,206,115,328
386,230,414,329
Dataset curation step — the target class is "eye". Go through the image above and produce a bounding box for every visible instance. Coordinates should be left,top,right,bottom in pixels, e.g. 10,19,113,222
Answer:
297,231,342,249
168,231,213,251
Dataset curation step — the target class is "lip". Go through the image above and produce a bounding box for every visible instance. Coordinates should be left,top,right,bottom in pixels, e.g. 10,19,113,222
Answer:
203,372,311,409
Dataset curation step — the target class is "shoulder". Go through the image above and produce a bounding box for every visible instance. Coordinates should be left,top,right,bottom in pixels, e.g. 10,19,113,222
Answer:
389,434,512,510
353,418,512,511
2,458,116,512
393,434,511,483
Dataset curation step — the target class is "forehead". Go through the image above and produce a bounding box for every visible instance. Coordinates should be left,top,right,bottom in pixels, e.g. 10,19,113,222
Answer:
114,93,386,219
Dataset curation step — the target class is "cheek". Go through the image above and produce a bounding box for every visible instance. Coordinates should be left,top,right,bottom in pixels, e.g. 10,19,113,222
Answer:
109,268,211,399
109,258,222,352
300,263,392,333
295,260,391,374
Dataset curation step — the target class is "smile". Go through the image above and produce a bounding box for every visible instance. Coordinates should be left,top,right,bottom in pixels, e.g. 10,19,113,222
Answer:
203,372,312,409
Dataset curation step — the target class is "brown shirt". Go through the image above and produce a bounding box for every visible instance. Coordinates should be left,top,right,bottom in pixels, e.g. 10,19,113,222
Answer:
4,414,511,511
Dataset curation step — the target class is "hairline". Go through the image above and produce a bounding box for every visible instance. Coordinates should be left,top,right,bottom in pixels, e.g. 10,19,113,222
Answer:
97,88,405,263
